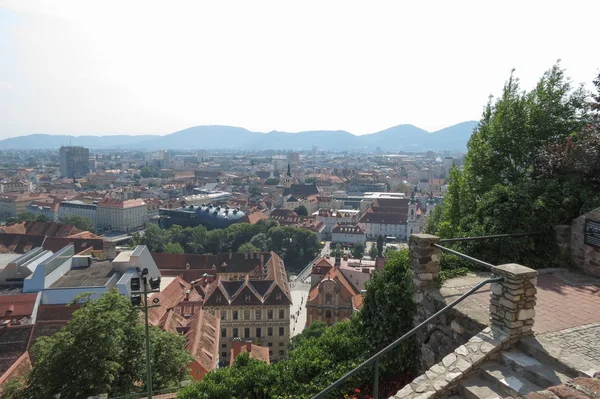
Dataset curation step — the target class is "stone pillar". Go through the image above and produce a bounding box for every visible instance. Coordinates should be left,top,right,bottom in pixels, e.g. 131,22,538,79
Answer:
409,234,441,293
490,263,538,344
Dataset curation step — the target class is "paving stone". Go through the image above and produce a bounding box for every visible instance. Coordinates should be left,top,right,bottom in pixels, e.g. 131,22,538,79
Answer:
456,345,469,356
459,378,505,399
480,361,543,397
501,350,571,387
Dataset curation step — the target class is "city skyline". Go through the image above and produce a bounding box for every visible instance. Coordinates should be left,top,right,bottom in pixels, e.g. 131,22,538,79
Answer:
1,0,599,140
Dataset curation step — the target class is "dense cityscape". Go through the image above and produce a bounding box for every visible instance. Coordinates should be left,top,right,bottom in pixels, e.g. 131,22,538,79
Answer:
1,2,600,399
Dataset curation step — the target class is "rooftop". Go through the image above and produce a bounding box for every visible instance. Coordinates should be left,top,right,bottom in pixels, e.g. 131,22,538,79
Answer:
50,261,115,288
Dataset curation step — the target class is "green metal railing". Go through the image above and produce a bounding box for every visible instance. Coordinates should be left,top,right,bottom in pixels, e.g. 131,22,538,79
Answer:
310,276,504,399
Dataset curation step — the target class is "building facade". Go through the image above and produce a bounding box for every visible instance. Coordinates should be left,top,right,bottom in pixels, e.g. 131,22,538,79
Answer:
58,201,98,226
96,198,148,233
331,224,366,246
59,146,90,179
201,252,292,365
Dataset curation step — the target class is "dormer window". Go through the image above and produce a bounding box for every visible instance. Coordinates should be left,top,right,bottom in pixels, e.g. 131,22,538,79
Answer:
245,294,251,302
216,295,222,303
275,293,282,300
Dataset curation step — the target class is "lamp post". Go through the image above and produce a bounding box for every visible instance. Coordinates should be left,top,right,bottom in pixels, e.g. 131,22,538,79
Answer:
130,268,161,399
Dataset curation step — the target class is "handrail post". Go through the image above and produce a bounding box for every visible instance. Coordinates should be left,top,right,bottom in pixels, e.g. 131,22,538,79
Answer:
373,358,379,399
490,264,538,345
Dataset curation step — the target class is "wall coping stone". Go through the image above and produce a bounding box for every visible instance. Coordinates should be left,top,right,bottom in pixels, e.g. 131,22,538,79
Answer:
391,327,510,399
492,263,538,279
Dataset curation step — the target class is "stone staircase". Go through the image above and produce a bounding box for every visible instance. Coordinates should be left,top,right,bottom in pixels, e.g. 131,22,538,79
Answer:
456,339,576,399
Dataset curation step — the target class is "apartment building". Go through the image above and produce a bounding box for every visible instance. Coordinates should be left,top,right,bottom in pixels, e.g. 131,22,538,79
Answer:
201,252,292,365
96,198,147,233
58,200,98,226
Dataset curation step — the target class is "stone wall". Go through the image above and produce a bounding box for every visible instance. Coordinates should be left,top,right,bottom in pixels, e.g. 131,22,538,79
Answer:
410,234,488,372
570,207,600,277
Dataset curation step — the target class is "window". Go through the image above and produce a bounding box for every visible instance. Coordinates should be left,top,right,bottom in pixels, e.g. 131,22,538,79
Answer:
255,310,262,320
279,342,284,347
244,310,250,320
268,342,273,347
326,310,332,319
279,350,285,357
269,350,273,357
221,343,227,348
267,310,273,319
216,295,222,303
221,328,226,338
233,311,238,320
233,328,238,338
279,327,284,336
268,327,273,336
244,328,250,338
245,294,251,302
256,327,262,337
279,309,284,319
276,292,282,300
221,312,226,321
325,293,332,304
222,352,227,358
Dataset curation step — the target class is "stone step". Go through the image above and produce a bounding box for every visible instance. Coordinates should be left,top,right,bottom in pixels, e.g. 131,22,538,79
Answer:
479,361,543,397
517,337,589,378
501,349,572,388
459,378,505,399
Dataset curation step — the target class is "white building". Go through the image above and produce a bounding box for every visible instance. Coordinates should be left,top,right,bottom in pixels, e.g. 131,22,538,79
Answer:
58,200,98,226
0,245,160,305
331,224,366,246
96,198,148,233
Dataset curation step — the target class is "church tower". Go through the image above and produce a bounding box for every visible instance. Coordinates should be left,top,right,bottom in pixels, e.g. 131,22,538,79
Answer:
281,163,294,188
407,191,419,238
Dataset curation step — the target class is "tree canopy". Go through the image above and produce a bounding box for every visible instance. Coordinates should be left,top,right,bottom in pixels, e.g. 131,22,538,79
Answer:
429,64,600,268
16,290,191,399
60,214,96,233
132,220,321,271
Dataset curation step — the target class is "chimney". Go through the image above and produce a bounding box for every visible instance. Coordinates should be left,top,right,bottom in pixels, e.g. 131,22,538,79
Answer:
185,289,190,301
246,340,252,352
229,251,232,260
232,337,242,358
260,254,264,269
334,254,341,267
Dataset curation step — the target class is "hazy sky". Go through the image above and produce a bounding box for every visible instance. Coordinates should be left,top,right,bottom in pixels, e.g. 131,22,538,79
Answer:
1,0,599,139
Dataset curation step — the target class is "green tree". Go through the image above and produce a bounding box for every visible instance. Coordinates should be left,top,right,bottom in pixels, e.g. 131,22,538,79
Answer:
351,242,364,259
294,205,308,216
132,223,170,252
238,242,260,253
0,378,27,399
140,166,154,178
34,214,49,222
178,353,277,399
248,184,262,197
438,63,595,268
358,249,416,374
368,243,378,260
423,204,443,235
60,215,96,233
249,233,269,251
163,242,184,254
26,290,191,398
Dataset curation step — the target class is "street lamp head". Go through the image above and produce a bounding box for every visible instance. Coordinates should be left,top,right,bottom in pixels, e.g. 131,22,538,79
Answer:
141,268,149,277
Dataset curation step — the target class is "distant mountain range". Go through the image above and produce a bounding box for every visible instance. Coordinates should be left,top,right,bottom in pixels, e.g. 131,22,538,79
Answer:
0,121,478,151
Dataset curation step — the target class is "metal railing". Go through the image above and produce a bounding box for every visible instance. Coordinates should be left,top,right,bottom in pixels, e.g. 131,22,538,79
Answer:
109,386,181,399
438,232,544,243
310,276,504,399
433,243,495,270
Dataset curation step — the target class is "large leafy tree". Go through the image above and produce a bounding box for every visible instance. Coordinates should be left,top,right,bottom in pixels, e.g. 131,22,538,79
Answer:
357,249,416,374
24,290,191,399
61,214,96,233
433,64,598,268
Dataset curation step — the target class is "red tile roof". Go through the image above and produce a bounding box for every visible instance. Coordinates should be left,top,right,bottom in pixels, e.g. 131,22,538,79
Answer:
0,294,37,321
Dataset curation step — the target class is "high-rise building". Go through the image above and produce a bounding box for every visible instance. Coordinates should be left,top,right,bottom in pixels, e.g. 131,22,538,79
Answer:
59,146,90,178
287,152,300,165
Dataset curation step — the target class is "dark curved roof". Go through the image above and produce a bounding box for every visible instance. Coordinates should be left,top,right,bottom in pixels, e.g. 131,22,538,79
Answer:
160,204,248,229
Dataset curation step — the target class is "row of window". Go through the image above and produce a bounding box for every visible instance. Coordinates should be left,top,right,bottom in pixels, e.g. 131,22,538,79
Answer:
221,309,285,321
222,326,286,338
